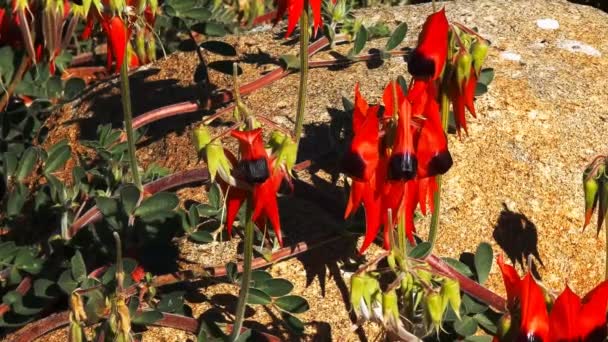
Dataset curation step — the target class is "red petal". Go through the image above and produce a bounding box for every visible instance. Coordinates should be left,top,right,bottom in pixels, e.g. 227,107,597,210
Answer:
497,254,521,310
345,180,366,219
416,96,451,178
464,69,477,118
230,128,267,162
310,0,322,36
225,186,247,238
252,169,284,246
353,83,370,130
408,8,449,80
519,273,549,340
549,285,581,342
383,80,405,119
358,182,382,254
578,280,608,340
403,180,419,244
285,0,303,38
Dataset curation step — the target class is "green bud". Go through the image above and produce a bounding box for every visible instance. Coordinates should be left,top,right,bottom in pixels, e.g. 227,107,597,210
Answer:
69,318,83,342
382,289,399,323
135,31,147,64
192,125,212,153
456,51,473,92
496,313,512,341
440,278,461,319
149,0,158,15
147,36,157,62
471,40,489,76
350,273,366,315
268,131,297,176
387,252,397,271
583,167,600,229
417,269,433,284
424,292,444,333
205,142,232,183
598,172,608,235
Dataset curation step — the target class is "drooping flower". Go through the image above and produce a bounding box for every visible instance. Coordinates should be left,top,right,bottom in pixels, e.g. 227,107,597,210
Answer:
274,0,323,37
449,68,478,136
231,128,270,184
100,15,140,73
407,8,449,81
495,255,608,342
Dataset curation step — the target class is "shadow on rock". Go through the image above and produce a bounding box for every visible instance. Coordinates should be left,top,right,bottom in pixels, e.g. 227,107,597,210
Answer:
492,203,544,278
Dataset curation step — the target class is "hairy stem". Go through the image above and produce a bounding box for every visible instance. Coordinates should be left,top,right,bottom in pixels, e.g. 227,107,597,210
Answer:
229,197,254,341
120,48,142,190
294,6,310,146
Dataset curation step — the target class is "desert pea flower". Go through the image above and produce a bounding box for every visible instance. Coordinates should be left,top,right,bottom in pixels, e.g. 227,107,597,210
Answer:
407,8,449,81
495,255,608,342
274,0,322,37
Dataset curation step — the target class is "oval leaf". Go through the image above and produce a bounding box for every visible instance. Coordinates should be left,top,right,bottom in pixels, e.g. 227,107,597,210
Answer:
15,147,37,181
189,230,213,243
44,144,71,174
384,22,408,51
120,184,141,215
454,316,478,337
71,250,87,283
246,288,272,305
274,295,309,313
474,242,493,284
353,26,368,55
256,279,293,297
63,77,86,100
408,242,431,259
134,192,179,220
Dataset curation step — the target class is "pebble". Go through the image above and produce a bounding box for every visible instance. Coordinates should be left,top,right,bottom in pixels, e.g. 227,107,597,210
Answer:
500,51,522,62
556,39,601,57
536,18,560,30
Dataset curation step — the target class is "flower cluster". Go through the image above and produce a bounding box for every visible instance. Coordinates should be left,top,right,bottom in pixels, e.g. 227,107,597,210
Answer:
193,124,296,246
0,0,156,74
495,255,608,341
274,0,323,37
342,8,489,254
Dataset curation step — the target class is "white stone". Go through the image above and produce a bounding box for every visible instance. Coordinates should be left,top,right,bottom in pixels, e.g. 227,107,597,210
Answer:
536,18,560,30
556,39,601,57
500,51,522,62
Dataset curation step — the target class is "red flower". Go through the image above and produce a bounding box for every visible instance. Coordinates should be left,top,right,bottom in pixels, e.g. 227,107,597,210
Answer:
449,68,478,136
131,265,146,283
407,8,449,81
251,166,285,246
496,255,608,342
231,128,271,183
274,0,323,37
100,15,140,73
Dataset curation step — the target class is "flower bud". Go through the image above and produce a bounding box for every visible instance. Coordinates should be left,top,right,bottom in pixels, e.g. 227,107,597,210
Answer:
496,313,512,341
401,272,413,295
192,125,212,153
147,36,157,62
382,289,400,325
424,292,444,333
583,167,600,228
471,40,489,76
206,142,233,183
456,51,473,93
597,174,608,234
440,278,461,319
135,31,146,64
350,273,366,316
70,292,88,323
268,131,297,176
116,297,131,338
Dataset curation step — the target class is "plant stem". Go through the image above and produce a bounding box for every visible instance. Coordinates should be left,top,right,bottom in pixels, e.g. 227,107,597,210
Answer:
120,49,142,190
229,197,254,341
293,5,310,146
605,216,608,280
427,86,450,252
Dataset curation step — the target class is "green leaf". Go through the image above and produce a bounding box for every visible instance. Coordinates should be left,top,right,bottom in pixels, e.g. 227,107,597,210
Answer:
281,312,304,334
475,83,488,97
408,242,431,259
442,257,474,278
384,22,407,51
15,147,37,181
462,294,488,314
200,41,237,56
251,270,272,286
120,184,141,215
208,183,221,209
247,288,272,305
274,295,309,313
33,279,56,299
0,46,15,83
63,77,86,100
71,251,87,283
44,144,71,174
132,310,163,325
454,316,478,336
3,152,18,177
189,230,213,243
202,22,227,37
197,204,219,217
279,54,300,71
478,68,494,85
474,242,493,284
183,7,211,21
157,291,185,313
352,26,368,55
134,192,179,221
474,312,497,334
256,279,293,297
96,197,119,217
6,184,27,217
2,291,22,305
58,270,79,294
